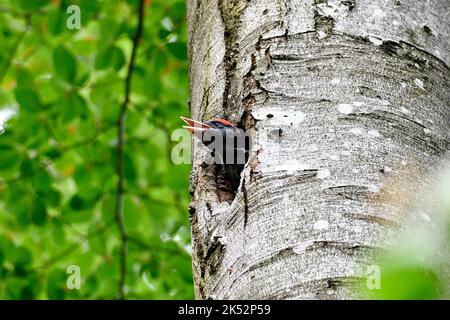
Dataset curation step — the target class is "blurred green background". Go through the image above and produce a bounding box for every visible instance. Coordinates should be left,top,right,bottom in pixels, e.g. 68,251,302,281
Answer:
0,0,193,299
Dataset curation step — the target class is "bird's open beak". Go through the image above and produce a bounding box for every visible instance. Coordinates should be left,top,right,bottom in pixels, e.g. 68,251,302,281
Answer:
180,116,211,133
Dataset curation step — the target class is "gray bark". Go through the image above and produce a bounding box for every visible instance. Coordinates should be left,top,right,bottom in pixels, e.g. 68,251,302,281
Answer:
187,0,450,299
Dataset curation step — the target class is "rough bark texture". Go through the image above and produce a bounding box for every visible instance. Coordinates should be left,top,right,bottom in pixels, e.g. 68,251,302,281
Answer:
187,0,450,299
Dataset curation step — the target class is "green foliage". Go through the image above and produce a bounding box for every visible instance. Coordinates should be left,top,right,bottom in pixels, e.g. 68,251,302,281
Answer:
0,0,192,299
362,249,444,300
53,46,77,83
361,170,450,300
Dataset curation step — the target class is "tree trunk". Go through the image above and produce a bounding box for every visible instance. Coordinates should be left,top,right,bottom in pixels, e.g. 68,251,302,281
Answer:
186,0,450,299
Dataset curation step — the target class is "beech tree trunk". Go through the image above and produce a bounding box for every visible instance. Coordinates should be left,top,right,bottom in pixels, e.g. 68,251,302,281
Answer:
186,0,450,299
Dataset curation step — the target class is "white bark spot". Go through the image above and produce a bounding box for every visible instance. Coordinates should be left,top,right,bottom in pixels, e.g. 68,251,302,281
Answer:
383,166,392,173
380,99,391,106
317,169,330,179
213,202,231,216
316,2,337,16
330,78,340,85
310,144,319,152
313,220,330,230
294,111,306,121
401,160,407,166
350,127,364,136
423,128,431,135
435,50,441,60
353,101,364,107
329,154,340,161
337,103,353,114
368,184,380,193
420,213,432,222
414,78,425,90
371,7,386,18
292,240,315,255
400,107,410,114
317,30,327,39
368,129,381,138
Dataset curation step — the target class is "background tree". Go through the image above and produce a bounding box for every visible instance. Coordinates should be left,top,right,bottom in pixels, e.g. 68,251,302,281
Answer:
0,0,193,299
187,0,450,299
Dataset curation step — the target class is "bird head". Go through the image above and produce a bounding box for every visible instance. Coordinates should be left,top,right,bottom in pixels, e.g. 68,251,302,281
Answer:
180,116,237,143
181,116,248,163
181,116,249,185
181,116,234,132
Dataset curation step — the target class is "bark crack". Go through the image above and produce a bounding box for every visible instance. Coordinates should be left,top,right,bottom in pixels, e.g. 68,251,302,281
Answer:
218,0,249,116
313,0,336,38
260,28,449,70
189,205,208,299
241,176,249,228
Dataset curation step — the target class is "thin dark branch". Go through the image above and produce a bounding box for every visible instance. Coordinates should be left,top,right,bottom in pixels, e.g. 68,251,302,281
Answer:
60,124,114,152
0,125,113,186
0,19,30,83
114,0,146,300
41,219,115,270
0,5,47,17
126,235,191,257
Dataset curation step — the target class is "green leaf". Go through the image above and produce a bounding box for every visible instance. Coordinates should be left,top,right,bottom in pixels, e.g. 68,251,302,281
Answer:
69,195,85,211
11,246,32,270
94,47,111,70
15,88,42,112
167,42,187,60
13,195,32,227
18,0,50,10
34,170,52,191
75,73,90,87
0,246,4,271
112,46,126,71
32,197,48,226
124,152,137,183
68,191,99,212
16,68,34,88
95,46,126,71
3,276,38,299
47,270,67,300
123,196,141,230
376,265,442,300
60,93,88,123
48,7,65,36
53,46,77,83
0,144,18,170
45,188,62,208
50,220,65,245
